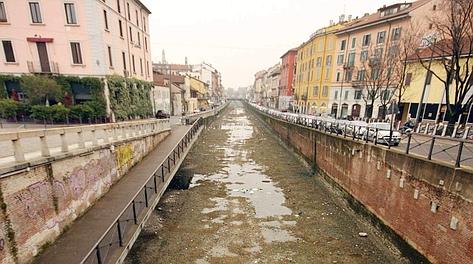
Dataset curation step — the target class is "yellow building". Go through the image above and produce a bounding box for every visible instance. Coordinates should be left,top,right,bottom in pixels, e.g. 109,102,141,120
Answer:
401,57,473,124
294,23,345,114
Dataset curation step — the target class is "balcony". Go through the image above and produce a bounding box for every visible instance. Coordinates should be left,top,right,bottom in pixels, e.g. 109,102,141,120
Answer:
27,61,60,74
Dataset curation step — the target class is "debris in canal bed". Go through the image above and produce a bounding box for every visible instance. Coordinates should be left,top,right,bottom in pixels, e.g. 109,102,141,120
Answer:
358,232,368,237
262,180,271,183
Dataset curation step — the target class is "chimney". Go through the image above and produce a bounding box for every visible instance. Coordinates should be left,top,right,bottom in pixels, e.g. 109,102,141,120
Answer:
330,19,334,25
339,14,346,23
364,13,370,17
348,15,352,21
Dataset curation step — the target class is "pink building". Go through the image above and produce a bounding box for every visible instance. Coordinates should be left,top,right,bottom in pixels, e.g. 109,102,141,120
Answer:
0,0,152,80
279,48,297,110
331,0,439,119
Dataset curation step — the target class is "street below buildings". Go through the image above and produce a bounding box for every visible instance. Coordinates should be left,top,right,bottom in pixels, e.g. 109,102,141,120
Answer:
125,101,409,263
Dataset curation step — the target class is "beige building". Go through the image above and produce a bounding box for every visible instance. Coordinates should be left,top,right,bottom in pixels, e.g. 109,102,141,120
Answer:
0,0,152,80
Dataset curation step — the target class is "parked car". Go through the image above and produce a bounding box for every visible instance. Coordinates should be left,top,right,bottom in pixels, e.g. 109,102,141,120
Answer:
155,110,170,119
362,123,401,146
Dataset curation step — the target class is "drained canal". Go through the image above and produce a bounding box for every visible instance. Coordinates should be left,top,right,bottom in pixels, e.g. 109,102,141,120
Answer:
125,101,410,263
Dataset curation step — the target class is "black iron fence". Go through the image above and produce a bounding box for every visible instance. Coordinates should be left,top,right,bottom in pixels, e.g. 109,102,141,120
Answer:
81,118,203,264
250,103,473,169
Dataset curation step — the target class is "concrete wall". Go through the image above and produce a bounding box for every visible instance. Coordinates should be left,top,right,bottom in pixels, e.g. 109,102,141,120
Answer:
250,106,473,264
0,130,169,263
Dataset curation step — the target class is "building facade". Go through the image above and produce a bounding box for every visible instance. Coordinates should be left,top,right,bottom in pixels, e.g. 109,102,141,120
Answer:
279,48,297,110
0,0,152,80
266,63,280,108
294,23,345,115
330,0,438,119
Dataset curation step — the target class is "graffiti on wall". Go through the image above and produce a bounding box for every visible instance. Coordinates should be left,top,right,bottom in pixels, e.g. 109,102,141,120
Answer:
116,144,134,169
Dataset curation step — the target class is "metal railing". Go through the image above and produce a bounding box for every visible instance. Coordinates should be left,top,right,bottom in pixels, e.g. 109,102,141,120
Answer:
248,102,473,169
81,118,203,264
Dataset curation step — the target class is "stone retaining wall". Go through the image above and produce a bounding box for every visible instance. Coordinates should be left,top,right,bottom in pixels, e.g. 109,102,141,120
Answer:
250,105,473,264
0,129,170,263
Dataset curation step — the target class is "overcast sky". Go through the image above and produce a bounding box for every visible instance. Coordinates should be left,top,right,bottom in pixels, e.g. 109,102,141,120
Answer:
141,0,401,89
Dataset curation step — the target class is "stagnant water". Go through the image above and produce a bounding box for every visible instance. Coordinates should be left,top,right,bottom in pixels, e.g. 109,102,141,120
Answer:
125,101,410,264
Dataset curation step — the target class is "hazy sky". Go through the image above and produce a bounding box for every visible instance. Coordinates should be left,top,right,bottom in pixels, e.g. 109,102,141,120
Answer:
141,0,401,88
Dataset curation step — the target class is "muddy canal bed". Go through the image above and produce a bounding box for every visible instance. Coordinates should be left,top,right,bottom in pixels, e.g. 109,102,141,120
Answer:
125,102,409,264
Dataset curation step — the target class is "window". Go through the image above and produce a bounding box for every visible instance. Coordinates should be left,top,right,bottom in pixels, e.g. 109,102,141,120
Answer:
381,90,390,101
146,61,150,76
119,20,123,37
322,86,328,97
325,68,331,80
340,40,346,51
371,68,380,80
140,58,143,75
117,0,121,13
337,54,344,65
29,2,42,23
135,10,139,26
145,37,148,51
336,72,341,82
345,70,353,81
360,50,368,62
143,16,147,32
354,90,362,100
344,91,349,100
351,38,356,49
433,4,437,11
347,52,355,67
129,27,133,42
127,3,130,20
0,2,7,22
103,10,109,30
326,55,332,66
316,57,322,67
357,70,366,81
132,55,136,73
313,86,319,97
392,28,402,41
334,90,338,100
137,32,141,46
377,31,386,44
405,73,412,85
64,3,77,24
2,41,15,62
362,34,371,46
122,51,127,70
374,48,383,58
70,42,83,64
108,46,113,67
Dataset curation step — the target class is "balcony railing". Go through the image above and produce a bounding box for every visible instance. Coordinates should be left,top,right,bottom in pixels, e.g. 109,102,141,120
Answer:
27,61,60,74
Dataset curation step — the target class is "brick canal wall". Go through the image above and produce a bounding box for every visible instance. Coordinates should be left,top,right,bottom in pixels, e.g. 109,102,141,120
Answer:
250,106,473,264
0,130,170,263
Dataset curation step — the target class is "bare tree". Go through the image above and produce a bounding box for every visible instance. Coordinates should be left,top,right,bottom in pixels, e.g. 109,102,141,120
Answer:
416,0,473,131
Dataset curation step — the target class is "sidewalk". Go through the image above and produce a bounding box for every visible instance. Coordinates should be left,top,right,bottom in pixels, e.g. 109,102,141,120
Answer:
35,125,192,263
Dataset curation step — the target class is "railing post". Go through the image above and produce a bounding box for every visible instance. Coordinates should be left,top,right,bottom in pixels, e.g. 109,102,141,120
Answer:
406,134,412,154
91,130,98,146
40,135,50,157
96,246,102,264
60,132,68,152
144,186,149,207
167,157,171,172
132,200,138,224
117,220,123,247
374,129,378,145
456,141,464,168
161,165,165,182
428,137,436,160
12,139,25,162
77,130,85,149
154,174,158,193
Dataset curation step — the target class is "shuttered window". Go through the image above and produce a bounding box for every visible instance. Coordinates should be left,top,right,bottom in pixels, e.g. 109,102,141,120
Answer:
29,2,42,23
0,2,7,22
70,42,83,64
65,3,77,24
2,41,15,62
